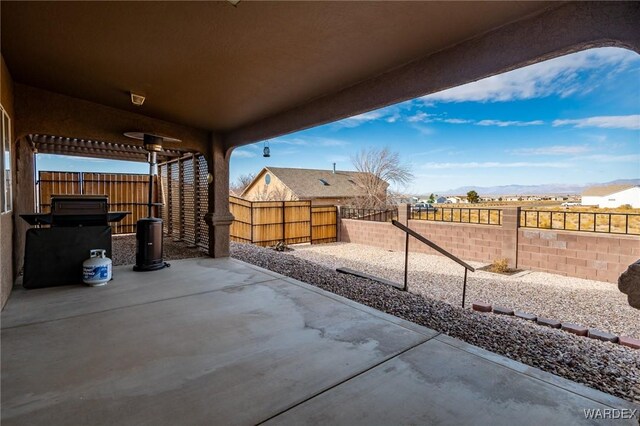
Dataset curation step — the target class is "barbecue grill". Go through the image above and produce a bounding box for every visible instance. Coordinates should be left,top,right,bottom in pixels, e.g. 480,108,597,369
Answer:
20,195,129,289
20,195,129,227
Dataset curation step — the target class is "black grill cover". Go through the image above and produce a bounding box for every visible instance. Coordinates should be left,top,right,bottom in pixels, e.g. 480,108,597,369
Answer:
23,226,112,289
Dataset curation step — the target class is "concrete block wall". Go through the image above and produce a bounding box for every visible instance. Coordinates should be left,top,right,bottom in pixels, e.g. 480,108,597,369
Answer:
339,208,640,284
340,219,405,252
340,219,503,263
518,230,639,283
408,220,503,263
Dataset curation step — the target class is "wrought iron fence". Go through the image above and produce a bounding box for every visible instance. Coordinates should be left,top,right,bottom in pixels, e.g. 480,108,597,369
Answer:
520,210,640,235
411,207,502,225
340,207,398,222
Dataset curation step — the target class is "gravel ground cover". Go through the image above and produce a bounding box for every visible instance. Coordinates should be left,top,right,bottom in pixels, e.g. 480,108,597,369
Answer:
111,235,205,266
289,242,640,339
231,242,640,404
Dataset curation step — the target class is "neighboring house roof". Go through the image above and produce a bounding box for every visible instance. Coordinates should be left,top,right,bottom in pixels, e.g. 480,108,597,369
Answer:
582,184,638,197
242,167,388,199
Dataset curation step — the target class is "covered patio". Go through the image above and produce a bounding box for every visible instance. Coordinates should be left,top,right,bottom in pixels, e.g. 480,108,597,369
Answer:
2,258,635,425
1,2,639,424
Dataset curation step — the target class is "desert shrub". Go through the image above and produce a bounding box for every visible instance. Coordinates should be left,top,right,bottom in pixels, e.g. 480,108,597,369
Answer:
490,258,509,273
620,204,633,210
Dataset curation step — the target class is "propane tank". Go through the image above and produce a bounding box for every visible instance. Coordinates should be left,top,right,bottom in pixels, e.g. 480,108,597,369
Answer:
83,249,112,286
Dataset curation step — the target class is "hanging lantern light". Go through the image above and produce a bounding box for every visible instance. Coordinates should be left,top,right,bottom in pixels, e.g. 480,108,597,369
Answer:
263,140,271,158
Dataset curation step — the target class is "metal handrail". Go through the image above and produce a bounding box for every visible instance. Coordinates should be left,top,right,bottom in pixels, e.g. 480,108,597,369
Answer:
392,220,475,307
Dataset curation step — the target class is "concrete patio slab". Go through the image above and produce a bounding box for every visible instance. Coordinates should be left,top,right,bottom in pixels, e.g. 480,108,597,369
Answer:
1,257,636,425
1,257,275,328
1,259,430,425
268,336,637,426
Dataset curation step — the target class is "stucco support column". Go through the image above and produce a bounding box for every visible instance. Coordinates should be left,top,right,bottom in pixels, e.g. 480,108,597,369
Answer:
398,203,410,226
204,133,234,258
501,207,520,269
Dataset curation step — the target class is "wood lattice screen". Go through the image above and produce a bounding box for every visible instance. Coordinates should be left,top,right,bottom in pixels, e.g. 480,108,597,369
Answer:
158,154,209,250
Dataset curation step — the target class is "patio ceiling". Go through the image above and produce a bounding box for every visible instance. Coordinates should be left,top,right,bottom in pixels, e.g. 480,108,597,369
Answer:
2,1,554,139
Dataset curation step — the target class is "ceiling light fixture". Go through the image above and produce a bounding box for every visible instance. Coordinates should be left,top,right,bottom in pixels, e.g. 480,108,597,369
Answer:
130,92,146,106
263,141,271,158
227,0,241,6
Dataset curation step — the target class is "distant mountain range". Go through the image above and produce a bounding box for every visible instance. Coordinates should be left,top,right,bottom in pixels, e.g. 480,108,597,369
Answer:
432,179,640,196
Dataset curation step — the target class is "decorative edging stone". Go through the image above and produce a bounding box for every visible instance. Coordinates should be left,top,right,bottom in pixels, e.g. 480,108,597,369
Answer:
561,323,588,336
493,306,514,316
537,317,561,329
619,336,640,349
472,302,492,313
588,329,619,343
514,311,537,321
471,301,637,350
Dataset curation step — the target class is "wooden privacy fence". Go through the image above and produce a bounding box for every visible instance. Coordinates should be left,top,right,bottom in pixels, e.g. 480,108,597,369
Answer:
38,170,158,234
230,196,337,246
39,156,338,247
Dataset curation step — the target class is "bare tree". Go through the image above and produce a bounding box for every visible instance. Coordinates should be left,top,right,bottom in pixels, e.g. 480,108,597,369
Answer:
351,147,414,209
250,185,296,201
230,173,256,195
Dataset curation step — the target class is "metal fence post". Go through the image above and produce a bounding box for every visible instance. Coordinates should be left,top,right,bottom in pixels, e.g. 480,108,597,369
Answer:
403,232,409,292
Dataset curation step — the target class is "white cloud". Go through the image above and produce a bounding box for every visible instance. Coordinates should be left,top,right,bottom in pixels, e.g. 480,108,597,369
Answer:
411,124,434,136
476,120,544,127
406,112,433,123
232,149,257,158
442,118,472,124
421,47,639,103
422,161,568,170
510,145,591,155
552,115,640,130
273,136,349,147
573,154,640,163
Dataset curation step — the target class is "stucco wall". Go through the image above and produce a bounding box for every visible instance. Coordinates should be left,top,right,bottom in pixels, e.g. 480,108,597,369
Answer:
13,138,35,278
243,170,296,201
1,54,15,309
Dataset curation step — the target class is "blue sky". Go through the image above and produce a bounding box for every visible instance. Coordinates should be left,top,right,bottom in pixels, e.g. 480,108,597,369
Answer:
39,47,640,194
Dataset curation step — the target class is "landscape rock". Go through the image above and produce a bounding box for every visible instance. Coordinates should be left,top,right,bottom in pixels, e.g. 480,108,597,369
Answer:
618,260,640,310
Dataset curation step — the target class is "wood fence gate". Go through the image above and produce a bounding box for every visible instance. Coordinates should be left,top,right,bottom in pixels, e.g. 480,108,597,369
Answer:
38,170,158,234
229,196,337,246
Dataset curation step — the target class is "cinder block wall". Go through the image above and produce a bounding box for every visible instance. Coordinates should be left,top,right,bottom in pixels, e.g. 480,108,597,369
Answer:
340,220,405,252
408,220,503,263
518,230,639,283
340,216,640,284
340,219,503,263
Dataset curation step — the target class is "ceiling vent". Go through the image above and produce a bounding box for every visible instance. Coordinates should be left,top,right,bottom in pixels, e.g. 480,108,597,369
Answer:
130,92,146,106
